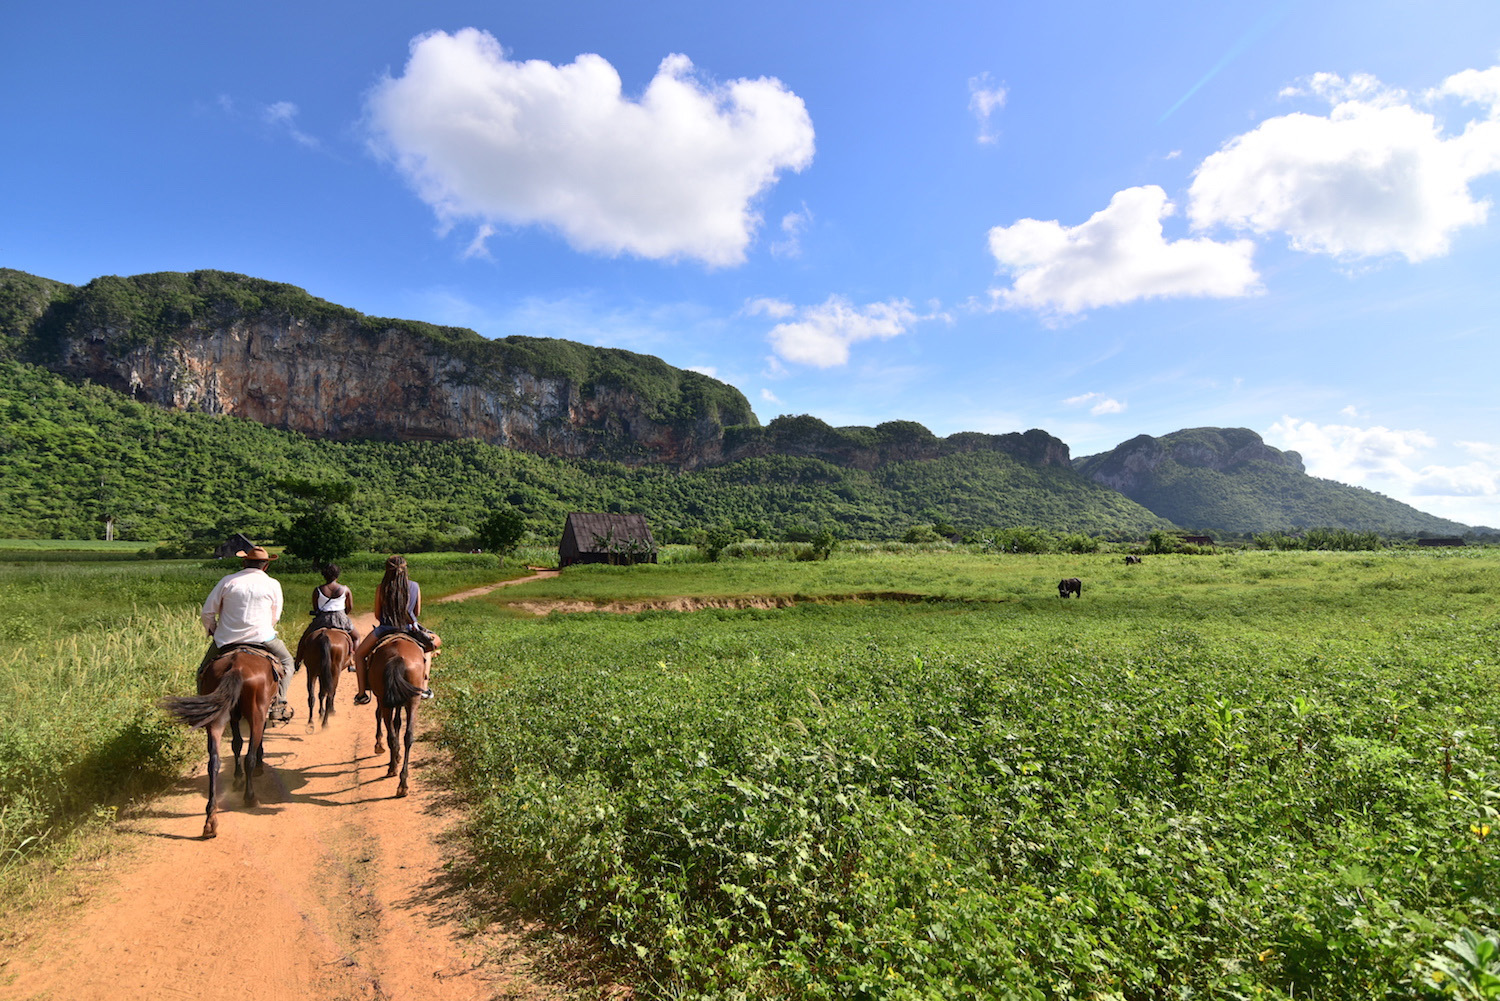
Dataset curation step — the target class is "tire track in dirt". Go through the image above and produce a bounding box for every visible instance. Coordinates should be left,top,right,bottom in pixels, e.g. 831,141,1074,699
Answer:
2,577,568,1001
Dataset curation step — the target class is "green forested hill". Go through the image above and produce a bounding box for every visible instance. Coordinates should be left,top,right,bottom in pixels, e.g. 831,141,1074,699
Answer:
0,362,1172,545
1074,427,1470,536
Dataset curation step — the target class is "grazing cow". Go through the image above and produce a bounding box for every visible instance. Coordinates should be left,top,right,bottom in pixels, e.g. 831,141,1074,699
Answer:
1124,555,1142,565
1058,578,1082,598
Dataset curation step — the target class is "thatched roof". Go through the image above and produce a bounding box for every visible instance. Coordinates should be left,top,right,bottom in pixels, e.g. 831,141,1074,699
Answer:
562,513,657,554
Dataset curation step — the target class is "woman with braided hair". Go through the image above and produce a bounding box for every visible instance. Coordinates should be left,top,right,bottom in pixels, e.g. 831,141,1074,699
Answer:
352,555,440,705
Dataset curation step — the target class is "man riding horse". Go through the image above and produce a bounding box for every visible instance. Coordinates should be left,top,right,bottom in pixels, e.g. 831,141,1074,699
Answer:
199,545,296,725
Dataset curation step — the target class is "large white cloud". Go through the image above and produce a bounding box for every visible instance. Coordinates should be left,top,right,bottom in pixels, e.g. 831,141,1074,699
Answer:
1189,69,1500,261
365,29,815,266
1267,417,1500,501
750,295,921,368
986,185,1259,314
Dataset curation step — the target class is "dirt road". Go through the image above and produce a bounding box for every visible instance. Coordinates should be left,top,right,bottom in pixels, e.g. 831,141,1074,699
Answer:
3,573,570,1001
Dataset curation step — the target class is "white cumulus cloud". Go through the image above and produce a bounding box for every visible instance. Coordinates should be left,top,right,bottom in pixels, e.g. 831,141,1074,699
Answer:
687,365,718,378
750,295,923,368
987,185,1259,315
365,29,815,266
1189,68,1500,261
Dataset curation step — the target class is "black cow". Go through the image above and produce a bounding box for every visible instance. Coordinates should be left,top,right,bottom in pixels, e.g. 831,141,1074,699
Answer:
1124,555,1142,565
1058,577,1082,598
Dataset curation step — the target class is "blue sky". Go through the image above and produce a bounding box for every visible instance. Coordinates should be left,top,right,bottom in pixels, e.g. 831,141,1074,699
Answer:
4,1,1500,525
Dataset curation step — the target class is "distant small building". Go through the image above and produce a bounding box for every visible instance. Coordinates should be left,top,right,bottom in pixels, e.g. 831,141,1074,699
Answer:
1183,535,1214,546
560,513,659,567
213,532,257,559
1417,537,1465,547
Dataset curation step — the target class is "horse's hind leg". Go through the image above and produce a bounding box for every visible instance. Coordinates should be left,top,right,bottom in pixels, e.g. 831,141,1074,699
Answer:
230,716,245,791
204,724,223,839
387,705,405,780
396,701,415,798
245,708,265,806
373,704,386,756
305,655,317,734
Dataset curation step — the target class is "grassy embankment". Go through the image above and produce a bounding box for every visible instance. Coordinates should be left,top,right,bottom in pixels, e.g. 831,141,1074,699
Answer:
0,549,521,906
437,548,1500,999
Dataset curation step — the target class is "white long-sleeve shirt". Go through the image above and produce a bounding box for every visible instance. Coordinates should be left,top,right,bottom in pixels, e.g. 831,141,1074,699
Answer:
200,567,284,646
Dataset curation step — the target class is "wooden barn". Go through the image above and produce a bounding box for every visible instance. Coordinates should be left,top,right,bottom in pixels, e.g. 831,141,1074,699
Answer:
559,513,659,567
1183,535,1215,546
213,532,258,559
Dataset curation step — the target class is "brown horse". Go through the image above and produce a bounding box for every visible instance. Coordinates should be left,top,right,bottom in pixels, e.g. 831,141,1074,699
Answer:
159,647,278,839
366,633,427,798
299,627,353,733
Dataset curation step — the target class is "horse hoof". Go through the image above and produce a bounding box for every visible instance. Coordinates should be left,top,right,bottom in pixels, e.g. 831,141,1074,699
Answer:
202,824,217,839
396,786,408,798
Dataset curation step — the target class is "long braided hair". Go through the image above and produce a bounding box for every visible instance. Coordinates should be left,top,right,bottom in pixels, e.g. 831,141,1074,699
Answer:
377,555,413,630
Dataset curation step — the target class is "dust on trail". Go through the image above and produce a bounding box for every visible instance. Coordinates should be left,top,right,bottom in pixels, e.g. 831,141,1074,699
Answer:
2,577,570,1001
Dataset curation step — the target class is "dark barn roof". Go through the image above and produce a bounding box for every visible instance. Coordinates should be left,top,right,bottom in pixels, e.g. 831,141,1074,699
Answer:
213,532,257,559
559,513,659,567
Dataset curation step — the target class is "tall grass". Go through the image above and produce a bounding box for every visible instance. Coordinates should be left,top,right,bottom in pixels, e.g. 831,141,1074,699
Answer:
0,606,201,864
438,549,1500,999
0,554,513,875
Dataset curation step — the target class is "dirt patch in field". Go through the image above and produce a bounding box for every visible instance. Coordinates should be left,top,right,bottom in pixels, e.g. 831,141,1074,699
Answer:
435,568,560,604
512,591,941,616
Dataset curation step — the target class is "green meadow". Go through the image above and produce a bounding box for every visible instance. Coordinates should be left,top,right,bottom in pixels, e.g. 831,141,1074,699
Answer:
438,548,1500,999
5,546,1499,998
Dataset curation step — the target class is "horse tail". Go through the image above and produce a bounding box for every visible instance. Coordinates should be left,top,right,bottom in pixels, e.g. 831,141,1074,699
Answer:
159,671,244,730
316,631,334,693
382,655,424,706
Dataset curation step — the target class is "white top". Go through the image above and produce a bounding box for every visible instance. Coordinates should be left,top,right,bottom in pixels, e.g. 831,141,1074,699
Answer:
201,567,284,646
316,584,351,613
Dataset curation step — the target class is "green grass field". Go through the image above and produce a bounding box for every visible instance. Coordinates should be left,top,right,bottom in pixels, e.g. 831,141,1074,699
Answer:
437,548,1500,999
0,552,519,883
5,547,1499,998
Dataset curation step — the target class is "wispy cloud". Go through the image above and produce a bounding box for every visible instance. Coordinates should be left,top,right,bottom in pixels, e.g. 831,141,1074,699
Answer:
770,204,812,258
968,73,1007,144
1064,392,1126,416
263,101,321,149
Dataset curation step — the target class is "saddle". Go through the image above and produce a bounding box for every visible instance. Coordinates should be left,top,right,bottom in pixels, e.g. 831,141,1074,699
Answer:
373,628,435,655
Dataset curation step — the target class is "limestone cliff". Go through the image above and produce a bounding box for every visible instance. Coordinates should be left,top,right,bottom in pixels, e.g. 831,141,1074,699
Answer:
0,267,1074,473
724,416,1071,469
3,269,754,468
1071,427,1465,536
1074,427,1303,495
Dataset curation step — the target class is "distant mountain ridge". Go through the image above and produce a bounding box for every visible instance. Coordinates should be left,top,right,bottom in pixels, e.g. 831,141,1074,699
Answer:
0,267,1476,536
1074,427,1469,536
0,268,1071,472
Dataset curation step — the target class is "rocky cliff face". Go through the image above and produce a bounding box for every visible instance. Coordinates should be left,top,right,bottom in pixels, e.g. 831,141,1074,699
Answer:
723,416,1072,470
1075,427,1303,494
9,270,754,468
2,268,1074,473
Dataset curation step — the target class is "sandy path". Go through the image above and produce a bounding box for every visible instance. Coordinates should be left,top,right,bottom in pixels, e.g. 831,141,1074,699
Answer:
435,569,559,605
2,581,568,1001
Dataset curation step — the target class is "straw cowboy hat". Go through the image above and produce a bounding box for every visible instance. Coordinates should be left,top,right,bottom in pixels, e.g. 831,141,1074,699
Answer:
236,546,278,561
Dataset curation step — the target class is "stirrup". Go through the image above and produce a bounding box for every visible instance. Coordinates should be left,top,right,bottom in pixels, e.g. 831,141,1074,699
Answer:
353,692,371,705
